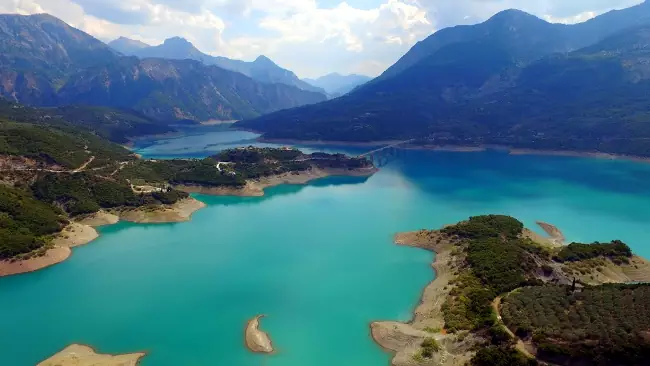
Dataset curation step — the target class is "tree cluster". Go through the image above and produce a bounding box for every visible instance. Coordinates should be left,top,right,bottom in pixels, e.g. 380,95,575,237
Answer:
501,284,650,365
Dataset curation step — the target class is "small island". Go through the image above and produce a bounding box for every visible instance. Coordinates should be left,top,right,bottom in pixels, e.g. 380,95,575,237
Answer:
245,315,274,354
38,344,145,366
374,215,650,366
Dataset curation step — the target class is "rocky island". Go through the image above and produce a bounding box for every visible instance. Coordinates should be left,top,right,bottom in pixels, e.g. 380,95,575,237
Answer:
245,315,274,354
375,215,650,366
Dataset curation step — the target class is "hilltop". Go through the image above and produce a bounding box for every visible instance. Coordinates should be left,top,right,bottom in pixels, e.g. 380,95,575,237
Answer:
375,215,650,366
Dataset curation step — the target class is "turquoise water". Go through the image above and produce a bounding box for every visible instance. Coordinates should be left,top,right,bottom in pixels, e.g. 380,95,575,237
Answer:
2,129,650,365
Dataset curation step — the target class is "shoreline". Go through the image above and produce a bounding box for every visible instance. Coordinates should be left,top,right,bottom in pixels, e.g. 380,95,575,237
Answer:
370,229,474,366
0,166,376,277
176,167,378,197
38,344,146,366
0,198,206,277
248,134,650,163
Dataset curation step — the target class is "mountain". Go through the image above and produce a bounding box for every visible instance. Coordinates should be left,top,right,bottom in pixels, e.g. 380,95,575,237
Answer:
303,73,372,96
111,36,326,95
378,1,650,83
0,13,118,105
238,3,650,157
56,57,326,122
108,36,150,55
0,14,326,122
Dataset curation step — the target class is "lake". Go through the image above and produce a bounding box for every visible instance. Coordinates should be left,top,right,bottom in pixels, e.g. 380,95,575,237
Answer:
2,126,650,365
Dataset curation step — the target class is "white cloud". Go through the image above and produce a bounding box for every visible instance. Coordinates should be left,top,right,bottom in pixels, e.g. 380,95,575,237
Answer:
0,0,646,77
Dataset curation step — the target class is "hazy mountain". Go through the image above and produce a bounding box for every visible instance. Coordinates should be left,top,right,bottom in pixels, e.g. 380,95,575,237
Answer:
0,14,326,122
303,73,372,96
57,57,326,122
108,36,150,55
237,3,650,157
111,36,326,95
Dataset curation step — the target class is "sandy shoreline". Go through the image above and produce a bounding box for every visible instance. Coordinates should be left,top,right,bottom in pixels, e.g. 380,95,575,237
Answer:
245,315,274,354
371,229,475,366
177,167,378,197
0,198,206,277
38,344,145,366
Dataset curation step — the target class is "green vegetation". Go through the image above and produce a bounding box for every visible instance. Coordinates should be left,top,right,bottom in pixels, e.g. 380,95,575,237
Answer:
0,101,176,144
555,240,632,263
440,216,542,332
420,338,440,358
0,185,66,259
471,346,537,366
501,284,650,365
0,119,133,169
118,147,372,188
32,173,188,216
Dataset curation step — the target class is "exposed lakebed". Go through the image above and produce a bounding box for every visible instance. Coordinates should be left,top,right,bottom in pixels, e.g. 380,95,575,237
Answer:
2,127,650,365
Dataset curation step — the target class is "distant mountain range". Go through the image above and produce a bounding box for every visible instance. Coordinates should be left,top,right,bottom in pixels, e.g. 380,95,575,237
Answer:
303,73,372,96
0,13,326,122
108,36,326,95
238,1,650,157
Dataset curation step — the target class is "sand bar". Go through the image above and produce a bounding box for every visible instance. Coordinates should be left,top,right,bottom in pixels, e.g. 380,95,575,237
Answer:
536,221,565,245
38,344,145,366
245,315,274,353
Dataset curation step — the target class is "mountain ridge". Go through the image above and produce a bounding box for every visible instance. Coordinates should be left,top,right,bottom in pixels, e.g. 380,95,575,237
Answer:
0,13,326,122
303,73,372,96
237,2,650,157
109,36,326,95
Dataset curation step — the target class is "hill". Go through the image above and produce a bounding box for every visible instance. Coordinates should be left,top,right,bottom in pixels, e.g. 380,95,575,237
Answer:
238,4,650,157
0,14,326,122
374,215,650,366
110,36,325,95
0,100,175,143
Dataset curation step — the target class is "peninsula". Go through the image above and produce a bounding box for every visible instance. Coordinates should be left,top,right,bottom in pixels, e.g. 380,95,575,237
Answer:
374,215,650,365
1,128,376,277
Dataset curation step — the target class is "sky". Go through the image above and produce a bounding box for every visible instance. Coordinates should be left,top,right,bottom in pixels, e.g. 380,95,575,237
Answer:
0,0,644,78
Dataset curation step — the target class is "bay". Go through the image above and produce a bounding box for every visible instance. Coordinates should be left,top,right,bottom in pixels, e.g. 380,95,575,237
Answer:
1,128,650,365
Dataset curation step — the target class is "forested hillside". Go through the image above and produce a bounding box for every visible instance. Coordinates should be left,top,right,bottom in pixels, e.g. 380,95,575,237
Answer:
0,100,175,144
238,2,650,157
392,215,650,366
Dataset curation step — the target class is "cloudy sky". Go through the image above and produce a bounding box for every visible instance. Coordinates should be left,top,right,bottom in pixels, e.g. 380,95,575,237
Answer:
0,0,643,78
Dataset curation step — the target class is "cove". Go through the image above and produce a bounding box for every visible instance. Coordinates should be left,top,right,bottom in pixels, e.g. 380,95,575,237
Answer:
2,130,650,365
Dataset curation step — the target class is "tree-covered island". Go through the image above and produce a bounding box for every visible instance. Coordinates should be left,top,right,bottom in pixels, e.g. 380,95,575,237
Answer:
374,215,650,366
